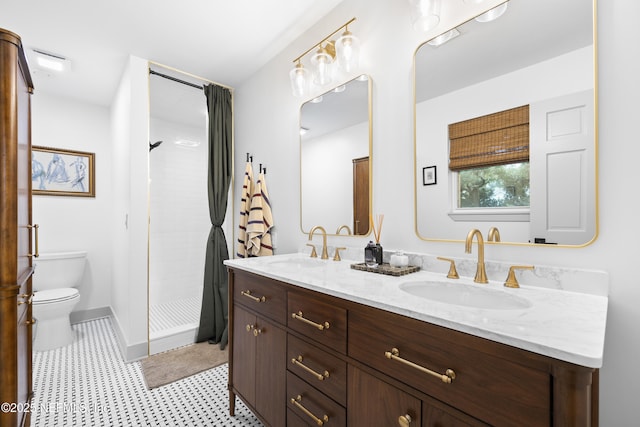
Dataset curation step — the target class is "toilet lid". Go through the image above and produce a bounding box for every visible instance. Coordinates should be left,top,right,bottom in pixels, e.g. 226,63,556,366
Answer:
33,288,79,304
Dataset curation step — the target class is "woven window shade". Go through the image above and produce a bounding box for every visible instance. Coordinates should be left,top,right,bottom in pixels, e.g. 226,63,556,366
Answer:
449,105,529,171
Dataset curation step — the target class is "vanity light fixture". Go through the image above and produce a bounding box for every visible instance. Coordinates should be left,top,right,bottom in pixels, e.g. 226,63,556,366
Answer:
475,1,509,23
427,28,461,46
289,17,359,97
407,0,442,32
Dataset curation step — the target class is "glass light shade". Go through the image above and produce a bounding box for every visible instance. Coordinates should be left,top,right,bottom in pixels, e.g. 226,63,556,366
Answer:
408,0,442,32
475,2,509,22
336,30,360,73
311,45,335,86
289,63,309,97
427,28,460,46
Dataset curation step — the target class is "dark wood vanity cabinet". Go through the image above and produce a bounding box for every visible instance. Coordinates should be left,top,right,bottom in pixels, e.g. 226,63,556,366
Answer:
0,28,35,427
228,268,599,426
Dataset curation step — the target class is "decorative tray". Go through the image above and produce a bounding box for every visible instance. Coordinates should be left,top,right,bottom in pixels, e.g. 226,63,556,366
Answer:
350,263,420,276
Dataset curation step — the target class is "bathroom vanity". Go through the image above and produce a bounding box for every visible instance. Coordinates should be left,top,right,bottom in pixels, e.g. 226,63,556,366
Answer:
226,254,607,426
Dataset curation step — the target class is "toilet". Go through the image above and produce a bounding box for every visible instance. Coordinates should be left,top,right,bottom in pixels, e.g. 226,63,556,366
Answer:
32,251,86,351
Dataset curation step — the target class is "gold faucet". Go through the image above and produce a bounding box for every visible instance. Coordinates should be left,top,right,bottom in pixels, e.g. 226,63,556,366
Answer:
465,229,488,284
488,226,501,242
336,224,352,235
308,226,329,260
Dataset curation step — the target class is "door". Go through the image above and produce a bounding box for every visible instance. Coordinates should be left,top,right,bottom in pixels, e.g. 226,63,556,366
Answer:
352,157,369,235
232,305,256,405
529,90,595,245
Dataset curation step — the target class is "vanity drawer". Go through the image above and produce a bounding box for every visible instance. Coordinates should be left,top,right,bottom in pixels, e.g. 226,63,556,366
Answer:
287,334,347,405
288,291,347,354
287,371,346,427
232,270,286,324
348,307,551,427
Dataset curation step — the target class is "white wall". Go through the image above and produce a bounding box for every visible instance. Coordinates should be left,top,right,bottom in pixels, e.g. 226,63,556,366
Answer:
233,0,640,423
31,93,112,314
109,55,150,360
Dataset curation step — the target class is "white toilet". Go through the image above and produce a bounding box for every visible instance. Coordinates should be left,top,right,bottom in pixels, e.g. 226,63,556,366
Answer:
32,251,86,351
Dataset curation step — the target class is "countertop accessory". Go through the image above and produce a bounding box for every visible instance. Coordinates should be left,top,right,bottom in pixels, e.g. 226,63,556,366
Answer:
351,262,420,276
390,252,409,268
436,257,459,279
504,265,535,288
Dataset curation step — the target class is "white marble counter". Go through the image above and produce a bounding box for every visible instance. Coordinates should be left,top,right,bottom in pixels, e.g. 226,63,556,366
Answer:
225,253,608,368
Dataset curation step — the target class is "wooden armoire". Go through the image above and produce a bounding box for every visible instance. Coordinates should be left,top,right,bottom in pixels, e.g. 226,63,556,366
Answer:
0,28,35,427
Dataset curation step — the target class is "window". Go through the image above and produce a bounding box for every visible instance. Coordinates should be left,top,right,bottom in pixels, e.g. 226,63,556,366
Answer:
458,162,529,208
449,105,530,213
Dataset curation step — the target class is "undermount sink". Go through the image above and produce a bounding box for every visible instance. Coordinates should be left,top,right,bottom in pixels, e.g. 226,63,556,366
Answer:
399,281,532,310
266,258,326,269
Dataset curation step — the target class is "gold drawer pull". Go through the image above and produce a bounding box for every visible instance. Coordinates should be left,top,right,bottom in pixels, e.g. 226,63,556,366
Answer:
18,293,33,305
25,318,37,325
398,414,413,427
291,355,330,381
241,290,266,303
290,395,329,426
292,311,330,330
27,224,39,258
384,348,456,384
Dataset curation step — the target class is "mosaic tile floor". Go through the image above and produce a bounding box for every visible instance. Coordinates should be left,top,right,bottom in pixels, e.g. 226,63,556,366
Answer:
30,317,262,427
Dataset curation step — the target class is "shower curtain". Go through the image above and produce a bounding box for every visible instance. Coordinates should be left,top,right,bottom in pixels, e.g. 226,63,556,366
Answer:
196,83,232,350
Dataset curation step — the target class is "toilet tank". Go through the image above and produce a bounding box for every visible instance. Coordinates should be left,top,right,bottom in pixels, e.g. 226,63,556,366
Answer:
33,251,87,291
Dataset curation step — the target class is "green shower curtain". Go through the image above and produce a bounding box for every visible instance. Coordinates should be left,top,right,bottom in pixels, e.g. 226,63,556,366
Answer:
196,83,232,350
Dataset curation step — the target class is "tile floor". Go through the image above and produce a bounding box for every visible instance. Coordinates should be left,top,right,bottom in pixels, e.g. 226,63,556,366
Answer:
30,317,262,427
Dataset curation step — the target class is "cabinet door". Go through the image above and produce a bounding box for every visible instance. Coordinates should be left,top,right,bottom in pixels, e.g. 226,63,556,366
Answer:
348,366,421,427
255,316,286,427
232,305,256,405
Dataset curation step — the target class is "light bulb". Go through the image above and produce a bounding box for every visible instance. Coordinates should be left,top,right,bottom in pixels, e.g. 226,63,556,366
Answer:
289,63,309,97
336,29,360,73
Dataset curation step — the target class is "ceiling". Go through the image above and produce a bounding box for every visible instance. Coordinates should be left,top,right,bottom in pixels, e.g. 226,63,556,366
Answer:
1,0,344,107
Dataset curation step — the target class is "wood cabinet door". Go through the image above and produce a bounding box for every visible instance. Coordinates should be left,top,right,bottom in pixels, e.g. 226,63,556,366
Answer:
255,316,286,427
348,366,421,427
232,305,256,405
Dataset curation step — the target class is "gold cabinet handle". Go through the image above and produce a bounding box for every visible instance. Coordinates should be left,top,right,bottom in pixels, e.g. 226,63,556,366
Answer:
291,355,330,381
246,324,254,332
25,318,37,325
18,293,33,305
253,328,262,337
384,348,456,384
27,224,39,258
292,311,330,330
241,290,266,303
290,395,329,426
398,414,413,427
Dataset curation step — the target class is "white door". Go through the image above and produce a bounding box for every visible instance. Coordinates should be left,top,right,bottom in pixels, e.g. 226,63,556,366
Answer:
529,89,595,245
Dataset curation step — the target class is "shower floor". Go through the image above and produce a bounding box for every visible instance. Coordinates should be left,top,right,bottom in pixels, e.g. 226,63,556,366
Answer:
149,294,202,354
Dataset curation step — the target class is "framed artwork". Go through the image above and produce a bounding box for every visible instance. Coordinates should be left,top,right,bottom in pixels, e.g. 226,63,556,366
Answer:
32,146,95,197
422,165,437,186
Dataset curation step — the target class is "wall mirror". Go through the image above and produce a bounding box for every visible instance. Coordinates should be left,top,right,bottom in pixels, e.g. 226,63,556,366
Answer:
414,0,596,246
300,74,372,236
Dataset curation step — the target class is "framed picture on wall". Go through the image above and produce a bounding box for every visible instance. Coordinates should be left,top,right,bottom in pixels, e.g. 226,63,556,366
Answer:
32,146,95,197
423,165,437,186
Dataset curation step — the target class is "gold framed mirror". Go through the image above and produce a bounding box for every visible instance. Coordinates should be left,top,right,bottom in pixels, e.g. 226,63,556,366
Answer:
414,0,597,246
300,74,372,236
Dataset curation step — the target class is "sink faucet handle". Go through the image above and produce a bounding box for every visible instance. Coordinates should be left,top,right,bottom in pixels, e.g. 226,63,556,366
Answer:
333,247,346,261
504,265,535,288
437,257,460,279
306,243,318,258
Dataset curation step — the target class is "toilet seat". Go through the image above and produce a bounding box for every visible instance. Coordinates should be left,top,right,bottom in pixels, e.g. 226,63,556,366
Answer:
33,288,79,304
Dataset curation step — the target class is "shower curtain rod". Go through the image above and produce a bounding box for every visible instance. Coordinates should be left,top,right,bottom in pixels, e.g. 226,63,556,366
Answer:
149,69,203,90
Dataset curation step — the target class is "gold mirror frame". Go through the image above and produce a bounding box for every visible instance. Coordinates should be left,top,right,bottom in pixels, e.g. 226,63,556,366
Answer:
300,74,373,237
413,0,598,248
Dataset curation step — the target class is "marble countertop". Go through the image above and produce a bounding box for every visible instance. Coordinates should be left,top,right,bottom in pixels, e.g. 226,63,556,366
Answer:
225,253,608,368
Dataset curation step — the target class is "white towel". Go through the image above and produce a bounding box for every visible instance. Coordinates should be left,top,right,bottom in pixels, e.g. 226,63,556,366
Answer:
246,172,274,257
236,162,253,258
